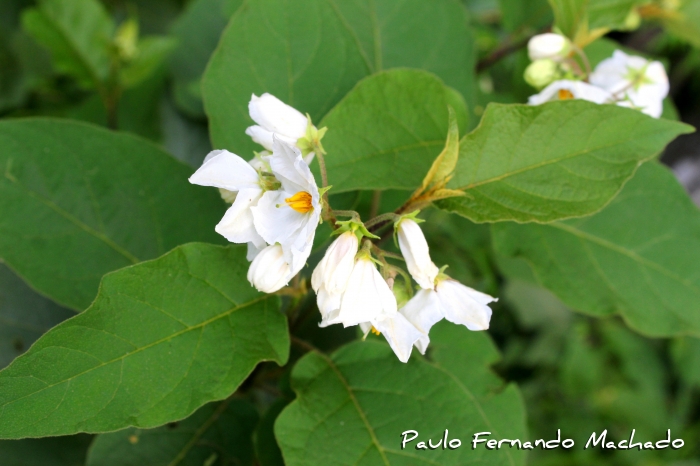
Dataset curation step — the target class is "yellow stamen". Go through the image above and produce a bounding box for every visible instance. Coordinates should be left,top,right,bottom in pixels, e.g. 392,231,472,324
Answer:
558,89,574,100
285,191,313,213
370,326,381,336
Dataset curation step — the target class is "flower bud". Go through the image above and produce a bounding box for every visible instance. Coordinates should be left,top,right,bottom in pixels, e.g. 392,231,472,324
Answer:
524,59,559,89
527,33,571,61
245,93,309,153
396,218,439,290
311,231,358,294
337,256,397,327
247,244,290,293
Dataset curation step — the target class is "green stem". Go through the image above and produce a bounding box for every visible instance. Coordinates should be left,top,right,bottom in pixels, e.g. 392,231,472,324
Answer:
364,212,400,229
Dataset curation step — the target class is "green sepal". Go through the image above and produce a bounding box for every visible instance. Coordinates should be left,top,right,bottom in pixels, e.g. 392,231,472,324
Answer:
334,219,380,240
297,114,328,157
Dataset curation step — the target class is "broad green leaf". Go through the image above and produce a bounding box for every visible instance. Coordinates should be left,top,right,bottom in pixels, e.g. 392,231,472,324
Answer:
275,326,526,466
0,119,223,310
169,0,243,117
21,0,114,89
492,162,700,337
0,243,288,439
0,435,92,466
87,399,258,466
436,101,692,223
319,70,467,192
588,0,643,31
499,0,553,32
548,0,587,38
203,0,475,154
0,264,75,370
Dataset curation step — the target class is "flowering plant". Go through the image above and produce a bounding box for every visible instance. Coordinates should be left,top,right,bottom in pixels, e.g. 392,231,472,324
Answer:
0,0,699,464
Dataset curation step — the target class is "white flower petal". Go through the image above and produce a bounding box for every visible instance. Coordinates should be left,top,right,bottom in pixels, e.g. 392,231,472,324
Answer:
372,313,423,363
189,150,260,191
246,242,265,262
400,289,444,336
247,244,290,293
245,125,275,151
215,188,265,246
436,280,496,331
397,219,439,289
316,231,358,294
249,93,308,141
268,139,319,196
338,258,397,327
528,80,612,106
251,190,308,247
316,287,342,319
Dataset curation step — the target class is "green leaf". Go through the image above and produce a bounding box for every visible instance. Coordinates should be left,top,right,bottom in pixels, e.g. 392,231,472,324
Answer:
660,0,700,48
499,0,553,32
120,36,177,89
21,0,114,89
203,0,475,154
0,243,288,439
492,162,700,337
275,326,527,465
0,264,75,370
318,70,467,192
435,101,692,223
87,399,258,466
587,0,642,31
0,435,92,466
169,0,243,117
0,119,224,310
548,0,587,38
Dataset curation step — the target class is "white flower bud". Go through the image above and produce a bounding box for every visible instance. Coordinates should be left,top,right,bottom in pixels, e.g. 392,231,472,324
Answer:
524,59,559,89
528,33,571,61
246,244,290,293
396,218,439,290
435,278,496,331
245,93,309,151
336,256,397,327
311,231,359,295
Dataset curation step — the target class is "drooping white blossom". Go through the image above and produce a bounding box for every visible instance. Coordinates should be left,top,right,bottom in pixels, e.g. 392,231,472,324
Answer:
589,50,669,118
245,93,317,164
359,313,425,363
528,33,571,61
528,79,612,106
247,244,291,293
188,150,267,250
322,255,398,328
311,231,359,320
251,138,321,275
396,217,439,290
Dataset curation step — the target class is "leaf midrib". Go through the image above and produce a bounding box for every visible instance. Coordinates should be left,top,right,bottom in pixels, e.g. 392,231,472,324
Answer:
0,295,268,414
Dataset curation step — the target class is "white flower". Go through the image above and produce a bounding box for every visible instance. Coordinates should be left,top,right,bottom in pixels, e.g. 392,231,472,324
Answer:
251,139,321,274
396,218,439,290
311,231,358,320
435,278,496,331
589,50,669,118
528,33,571,61
311,231,358,295
245,93,317,164
399,278,497,353
359,314,425,363
528,80,612,106
247,244,291,293
323,256,397,327
189,149,266,250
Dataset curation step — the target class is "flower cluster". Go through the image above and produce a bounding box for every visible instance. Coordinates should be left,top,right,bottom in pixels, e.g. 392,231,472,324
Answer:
524,33,669,118
189,93,497,363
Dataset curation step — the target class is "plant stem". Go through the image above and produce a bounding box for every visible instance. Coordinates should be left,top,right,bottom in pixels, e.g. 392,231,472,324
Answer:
370,190,382,218
315,151,337,227
364,212,400,229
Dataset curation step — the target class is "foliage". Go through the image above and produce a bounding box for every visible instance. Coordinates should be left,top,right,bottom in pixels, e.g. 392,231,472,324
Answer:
0,0,699,465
